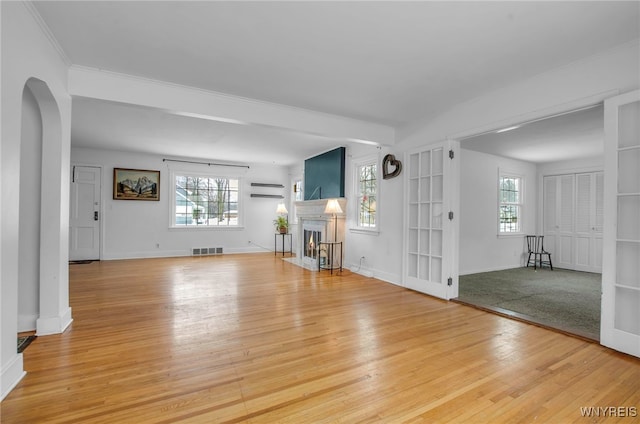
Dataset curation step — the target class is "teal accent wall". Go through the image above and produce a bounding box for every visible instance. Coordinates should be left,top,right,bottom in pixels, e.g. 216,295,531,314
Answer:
304,147,345,200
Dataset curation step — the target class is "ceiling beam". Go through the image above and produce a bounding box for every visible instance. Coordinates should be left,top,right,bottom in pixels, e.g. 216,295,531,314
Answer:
68,65,395,146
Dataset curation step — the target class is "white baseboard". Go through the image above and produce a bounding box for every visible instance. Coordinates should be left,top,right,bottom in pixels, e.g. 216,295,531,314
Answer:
348,264,374,277
102,250,187,260
459,264,522,276
102,247,266,261
1,354,26,401
36,307,73,336
347,264,402,286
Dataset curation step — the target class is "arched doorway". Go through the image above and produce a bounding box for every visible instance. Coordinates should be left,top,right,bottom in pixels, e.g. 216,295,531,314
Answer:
19,78,69,337
17,82,44,333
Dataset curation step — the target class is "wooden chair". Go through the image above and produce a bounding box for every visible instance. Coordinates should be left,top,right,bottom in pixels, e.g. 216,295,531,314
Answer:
526,235,553,270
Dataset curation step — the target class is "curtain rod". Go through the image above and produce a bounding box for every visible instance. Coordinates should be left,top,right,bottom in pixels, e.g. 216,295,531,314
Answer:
162,158,250,169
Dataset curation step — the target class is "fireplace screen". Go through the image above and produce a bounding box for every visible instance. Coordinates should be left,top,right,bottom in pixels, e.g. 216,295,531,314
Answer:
304,229,322,259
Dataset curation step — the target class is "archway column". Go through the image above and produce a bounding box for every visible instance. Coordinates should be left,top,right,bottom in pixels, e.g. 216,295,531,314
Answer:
25,79,73,336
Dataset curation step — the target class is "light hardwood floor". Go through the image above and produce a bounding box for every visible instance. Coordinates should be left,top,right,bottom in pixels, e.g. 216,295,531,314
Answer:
2,254,639,423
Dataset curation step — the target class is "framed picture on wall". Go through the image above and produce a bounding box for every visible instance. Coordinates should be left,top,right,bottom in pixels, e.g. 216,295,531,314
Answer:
113,168,160,201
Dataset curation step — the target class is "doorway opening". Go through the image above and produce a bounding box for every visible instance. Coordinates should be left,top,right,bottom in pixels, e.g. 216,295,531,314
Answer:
455,104,604,341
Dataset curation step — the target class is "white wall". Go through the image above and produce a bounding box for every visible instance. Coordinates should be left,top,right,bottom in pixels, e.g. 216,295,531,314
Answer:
71,147,291,259
344,144,404,283
1,1,72,400
459,150,537,275
18,85,42,332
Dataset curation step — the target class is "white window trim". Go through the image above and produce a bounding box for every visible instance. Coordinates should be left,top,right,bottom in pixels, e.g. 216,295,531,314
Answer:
350,154,380,235
169,170,244,230
497,170,524,237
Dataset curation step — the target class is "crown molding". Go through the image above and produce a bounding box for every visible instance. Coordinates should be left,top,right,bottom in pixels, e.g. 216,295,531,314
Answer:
22,1,72,67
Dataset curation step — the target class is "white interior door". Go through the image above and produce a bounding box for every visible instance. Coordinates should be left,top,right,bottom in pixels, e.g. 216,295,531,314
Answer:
601,90,640,358
69,165,101,260
543,175,575,269
404,141,456,299
574,172,604,272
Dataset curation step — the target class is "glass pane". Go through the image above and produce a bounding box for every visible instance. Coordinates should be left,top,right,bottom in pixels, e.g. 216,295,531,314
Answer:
420,204,430,228
431,257,442,283
500,205,520,233
614,287,640,336
420,177,430,201
617,195,640,240
420,151,431,177
432,148,443,175
617,241,640,288
432,203,443,229
409,179,419,202
408,254,417,278
409,154,419,178
409,204,418,228
419,255,429,280
419,230,430,255
618,148,640,194
432,175,443,201
175,213,190,226
432,230,443,257
409,230,418,253
618,101,640,148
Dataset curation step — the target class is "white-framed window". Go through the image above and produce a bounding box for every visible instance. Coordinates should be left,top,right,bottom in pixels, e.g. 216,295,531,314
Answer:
293,179,303,202
498,173,523,234
172,173,240,227
355,159,378,230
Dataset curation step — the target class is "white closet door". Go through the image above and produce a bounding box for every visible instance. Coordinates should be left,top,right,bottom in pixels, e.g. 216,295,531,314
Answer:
557,175,575,269
601,89,640,358
575,172,604,273
404,141,454,299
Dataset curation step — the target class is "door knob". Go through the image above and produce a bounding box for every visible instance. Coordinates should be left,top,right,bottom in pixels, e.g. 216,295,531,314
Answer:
94,211,99,221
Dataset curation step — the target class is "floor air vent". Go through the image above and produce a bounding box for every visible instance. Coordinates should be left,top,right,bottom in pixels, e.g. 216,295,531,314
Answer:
192,247,223,256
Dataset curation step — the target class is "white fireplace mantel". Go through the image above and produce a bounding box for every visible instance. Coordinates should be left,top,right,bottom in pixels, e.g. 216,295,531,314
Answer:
294,198,347,220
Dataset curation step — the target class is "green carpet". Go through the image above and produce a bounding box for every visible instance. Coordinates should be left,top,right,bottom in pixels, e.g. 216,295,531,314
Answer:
458,267,601,340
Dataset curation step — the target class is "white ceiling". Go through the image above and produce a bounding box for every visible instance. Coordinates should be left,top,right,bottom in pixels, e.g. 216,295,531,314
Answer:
32,1,640,165
460,104,605,164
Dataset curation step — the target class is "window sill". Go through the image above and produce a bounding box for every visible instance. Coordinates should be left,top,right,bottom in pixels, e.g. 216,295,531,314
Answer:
497,232,524,238
349,227,379,236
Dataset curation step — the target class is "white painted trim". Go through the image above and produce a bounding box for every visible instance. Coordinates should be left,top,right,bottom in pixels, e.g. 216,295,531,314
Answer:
101,247,266,261
348,265,374,278
22,1,72,66
68,66,394,145
459,264,525,276
600,89,640,357
497,169,525,236
351,153,380,232
1,354,26,401
449,90,619,142
36,307,73,336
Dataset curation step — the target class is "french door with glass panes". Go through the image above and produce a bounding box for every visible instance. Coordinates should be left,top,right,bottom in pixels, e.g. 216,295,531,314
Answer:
404,141,457,299
601,90,640,358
